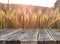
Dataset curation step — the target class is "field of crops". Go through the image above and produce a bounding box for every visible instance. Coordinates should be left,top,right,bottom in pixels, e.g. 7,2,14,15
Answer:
0,3,60,29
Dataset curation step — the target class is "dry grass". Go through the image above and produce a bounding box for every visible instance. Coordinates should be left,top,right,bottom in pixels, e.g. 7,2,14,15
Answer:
0,6,60,29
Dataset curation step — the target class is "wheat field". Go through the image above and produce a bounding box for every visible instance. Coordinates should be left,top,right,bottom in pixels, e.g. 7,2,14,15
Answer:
0,4,60,29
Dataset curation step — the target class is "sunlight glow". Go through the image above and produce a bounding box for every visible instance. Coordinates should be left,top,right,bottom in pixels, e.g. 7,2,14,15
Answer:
0,0,57,7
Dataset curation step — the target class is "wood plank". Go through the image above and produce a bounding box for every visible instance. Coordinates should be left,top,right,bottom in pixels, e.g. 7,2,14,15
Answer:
5,41,20,44
0,30,22,40
0,41,60,44
0,29,8,33
7,30,29,41
21,29,39,44
0,41,21,44
21,41,37,44
38,29,54,41
57,41,60,44
38,30,45,41
46,29,60,41
37,41,57,44
0,29,20,35
21,29,39,41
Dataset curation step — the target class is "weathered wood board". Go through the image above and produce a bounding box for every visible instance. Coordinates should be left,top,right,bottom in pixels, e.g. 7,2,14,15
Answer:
0,29,60,44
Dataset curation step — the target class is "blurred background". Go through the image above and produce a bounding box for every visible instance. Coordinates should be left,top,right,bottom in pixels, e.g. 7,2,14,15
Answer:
0,0,60,29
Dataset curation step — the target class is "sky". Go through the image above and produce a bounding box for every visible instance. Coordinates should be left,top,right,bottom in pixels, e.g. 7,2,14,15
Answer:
0,0,57,7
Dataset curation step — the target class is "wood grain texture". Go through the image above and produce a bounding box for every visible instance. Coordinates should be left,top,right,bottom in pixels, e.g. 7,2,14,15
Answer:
0,29,60,44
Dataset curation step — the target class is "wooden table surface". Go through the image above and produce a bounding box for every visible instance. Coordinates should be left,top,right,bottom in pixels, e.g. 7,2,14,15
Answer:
0,29,60,44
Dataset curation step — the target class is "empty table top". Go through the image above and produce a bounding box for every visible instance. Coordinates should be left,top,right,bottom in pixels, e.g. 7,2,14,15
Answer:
0,29,60,41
